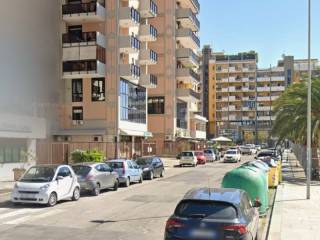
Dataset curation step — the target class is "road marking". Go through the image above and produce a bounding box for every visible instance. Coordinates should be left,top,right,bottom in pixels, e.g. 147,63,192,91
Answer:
3,209,64,225
0,208,43,220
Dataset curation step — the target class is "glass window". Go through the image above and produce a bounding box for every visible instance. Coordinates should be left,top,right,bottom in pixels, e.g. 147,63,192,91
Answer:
120,79,146,124
57,167,72,177
72,165,91,176
148,97,165,114
72,79,83,102
92,78,105,101
72,107,83,120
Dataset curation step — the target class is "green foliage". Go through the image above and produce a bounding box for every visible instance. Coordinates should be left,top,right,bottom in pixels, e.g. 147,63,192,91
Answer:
272,77,320,145
71,149,104,163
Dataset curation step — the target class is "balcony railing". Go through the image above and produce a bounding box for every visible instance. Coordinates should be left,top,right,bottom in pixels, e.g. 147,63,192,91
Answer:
131,64,141,77
131,7,140,24
150,50,158,62
62,2,104,15
63,60,100,72
130,35,141,50
150,0,158,15
62,31,106,48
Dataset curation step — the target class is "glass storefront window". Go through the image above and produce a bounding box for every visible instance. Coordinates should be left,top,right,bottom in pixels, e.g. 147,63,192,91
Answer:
0,144,26,163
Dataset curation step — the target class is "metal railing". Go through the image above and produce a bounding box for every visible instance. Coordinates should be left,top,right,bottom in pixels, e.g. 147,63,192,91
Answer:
62,2,103,15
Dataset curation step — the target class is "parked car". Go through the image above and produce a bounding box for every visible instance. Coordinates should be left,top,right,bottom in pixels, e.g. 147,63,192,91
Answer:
203,149,216,162
164,188,260,240
246,144,258,154
135,156,164,180
179,151,198,167
255,145,261,151
239,145,251,155
255,150,280,160
224,149,241,163
11,165,80,207
72,163,119,196
213,149,221,161
106,159,143,187
195,151,206,165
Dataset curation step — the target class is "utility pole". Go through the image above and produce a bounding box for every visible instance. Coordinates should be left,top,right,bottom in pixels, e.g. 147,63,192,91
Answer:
306,0,312,200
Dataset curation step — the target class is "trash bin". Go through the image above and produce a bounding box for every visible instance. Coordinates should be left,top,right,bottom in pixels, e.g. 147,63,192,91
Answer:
261,158,279,188
243,160,269,192
221,166,268,216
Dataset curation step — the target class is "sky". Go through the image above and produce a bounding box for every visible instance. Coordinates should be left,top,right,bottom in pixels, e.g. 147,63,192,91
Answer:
199,0,320,68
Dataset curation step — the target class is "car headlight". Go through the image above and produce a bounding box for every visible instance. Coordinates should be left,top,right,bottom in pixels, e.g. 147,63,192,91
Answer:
143,168,150,172
40,184,50,191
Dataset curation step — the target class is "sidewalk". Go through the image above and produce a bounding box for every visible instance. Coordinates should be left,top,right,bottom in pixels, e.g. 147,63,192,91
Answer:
0,181,15,196
268,153,320,240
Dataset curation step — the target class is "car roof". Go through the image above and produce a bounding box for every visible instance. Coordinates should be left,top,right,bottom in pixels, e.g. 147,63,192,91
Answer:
32,164,66,168
182,188,243,206
108,159,131,162
72,162,102,167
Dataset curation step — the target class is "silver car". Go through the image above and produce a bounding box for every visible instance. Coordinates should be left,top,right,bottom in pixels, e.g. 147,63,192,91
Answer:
106,159,143,187
72,163,119,196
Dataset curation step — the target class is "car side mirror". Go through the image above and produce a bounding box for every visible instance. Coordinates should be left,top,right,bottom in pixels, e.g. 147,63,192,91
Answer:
253,200,262,208
56,176,64,181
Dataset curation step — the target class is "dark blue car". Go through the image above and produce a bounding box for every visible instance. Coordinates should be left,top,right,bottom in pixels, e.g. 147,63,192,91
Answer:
164,188,260,240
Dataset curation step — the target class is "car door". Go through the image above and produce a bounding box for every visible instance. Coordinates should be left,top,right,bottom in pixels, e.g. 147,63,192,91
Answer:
131,161,141,181
157,158,164,176
243,193,259,236
56,167,74,199
101,164,114,188
126,161,136,181
94,164,107,189
151,158,159,176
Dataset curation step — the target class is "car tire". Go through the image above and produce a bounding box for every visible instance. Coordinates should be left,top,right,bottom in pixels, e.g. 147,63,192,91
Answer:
124,177,130,187
180,164,183,168
72,187,80,201
92,183,100,196
47,192,57,207
113,180,119,191
139,175,143,183
149,171,154,180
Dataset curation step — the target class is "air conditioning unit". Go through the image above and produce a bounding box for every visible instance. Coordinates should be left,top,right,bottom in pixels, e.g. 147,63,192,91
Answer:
72,120,84,125
165,135,173,141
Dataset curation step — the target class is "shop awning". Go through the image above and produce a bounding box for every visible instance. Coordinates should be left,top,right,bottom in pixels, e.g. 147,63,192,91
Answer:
120,129,153,138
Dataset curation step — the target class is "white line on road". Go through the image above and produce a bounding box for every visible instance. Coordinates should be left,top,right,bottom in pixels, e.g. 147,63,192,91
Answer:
0,208,43,221
3,209,64,225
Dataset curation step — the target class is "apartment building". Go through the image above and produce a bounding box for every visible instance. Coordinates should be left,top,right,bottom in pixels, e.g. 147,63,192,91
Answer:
0,0,61,180
57,0,159,159
146,0,207,155
204,47,294,143
292,58,319,82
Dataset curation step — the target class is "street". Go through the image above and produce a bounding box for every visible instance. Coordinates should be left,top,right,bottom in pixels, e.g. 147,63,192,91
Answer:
0,156,252,240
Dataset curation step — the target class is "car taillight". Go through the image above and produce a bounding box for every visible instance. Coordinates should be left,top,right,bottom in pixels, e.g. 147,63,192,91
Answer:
165,219,184,230
122,162,125,175
223,224,248,235
85,174,94,181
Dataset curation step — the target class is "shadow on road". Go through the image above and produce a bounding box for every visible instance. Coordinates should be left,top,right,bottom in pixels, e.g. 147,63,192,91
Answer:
90,215,169,224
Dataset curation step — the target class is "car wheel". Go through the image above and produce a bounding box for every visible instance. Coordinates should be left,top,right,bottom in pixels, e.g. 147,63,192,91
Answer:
149,171,154,180
92,183,100,196
113,180,119,191
72,187,80,201
139,175,143,183
124,177,130,187
47,192,57,207
180,164,183,168
160,170,164,178
255,232,259,240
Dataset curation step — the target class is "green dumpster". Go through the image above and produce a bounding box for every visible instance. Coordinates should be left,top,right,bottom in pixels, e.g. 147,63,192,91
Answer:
221,166,268,216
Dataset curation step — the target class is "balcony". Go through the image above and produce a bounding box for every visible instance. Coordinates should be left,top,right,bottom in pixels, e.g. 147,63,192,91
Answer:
176,8,200,32
257,116,275,121
176,0,200,14
140,0,158,18
176,128,191,139
62,31,106,50
271,76,285,81
62,1,106,24
139,49,158,65
257,96,271,102
119,7,140,28
242,77,249,82
257,86,271,92
120,64,140,84
119,35,140,54
176,48,199,67
176,28,200,49
271,86,285,91
139,24,157,42
176,68,200,83
176,88,201,102
216,68,228,73
257,106,272,111
189,102,199,112
63,60,105,79
257,77,270,82
140,74,157,88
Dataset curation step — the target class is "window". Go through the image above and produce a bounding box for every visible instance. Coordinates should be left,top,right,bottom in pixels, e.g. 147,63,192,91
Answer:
72,107,83,120
72,79,83,102
120,79,146,124
92,78,105,101
148,97,164,114
0,145,26,164
57,167,72,177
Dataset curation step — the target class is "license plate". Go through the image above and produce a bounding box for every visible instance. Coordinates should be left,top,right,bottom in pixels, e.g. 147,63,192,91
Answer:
21,194,36,198
191,229,216,239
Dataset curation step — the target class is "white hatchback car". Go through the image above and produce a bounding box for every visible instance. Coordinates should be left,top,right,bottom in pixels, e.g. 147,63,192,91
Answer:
223,149,241,163
179,151,198,167
11,165,80,207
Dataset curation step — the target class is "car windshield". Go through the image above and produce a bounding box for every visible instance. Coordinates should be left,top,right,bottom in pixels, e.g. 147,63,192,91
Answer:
195,152,203,156
136,158,153,165
175,200,237,220
181,152,193,157
20,166,56,183
107,162,124,169
72,165,92,176
226,150,237,155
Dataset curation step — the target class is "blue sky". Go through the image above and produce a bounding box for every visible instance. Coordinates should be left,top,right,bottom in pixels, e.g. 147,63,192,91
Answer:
199,0,320,67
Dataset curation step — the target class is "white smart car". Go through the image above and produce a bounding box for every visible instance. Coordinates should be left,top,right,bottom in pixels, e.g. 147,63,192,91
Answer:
179,151,198,167
11,165,80,207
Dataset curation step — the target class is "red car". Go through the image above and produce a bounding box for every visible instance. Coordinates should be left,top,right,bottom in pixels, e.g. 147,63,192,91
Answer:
195,151,206,164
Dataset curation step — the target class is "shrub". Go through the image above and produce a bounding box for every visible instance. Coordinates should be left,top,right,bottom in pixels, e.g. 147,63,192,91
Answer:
71,149,104,163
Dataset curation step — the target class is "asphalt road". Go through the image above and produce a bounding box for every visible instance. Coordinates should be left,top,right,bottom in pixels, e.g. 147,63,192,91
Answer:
0,156,253,240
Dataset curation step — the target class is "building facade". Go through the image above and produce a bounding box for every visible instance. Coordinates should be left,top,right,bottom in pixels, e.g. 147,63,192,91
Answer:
204,48,294,144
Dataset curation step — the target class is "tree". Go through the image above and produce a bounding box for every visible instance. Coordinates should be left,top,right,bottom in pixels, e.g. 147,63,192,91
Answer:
271,77,320,146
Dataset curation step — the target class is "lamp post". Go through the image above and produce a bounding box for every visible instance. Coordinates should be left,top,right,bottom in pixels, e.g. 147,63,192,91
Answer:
306,0,312,200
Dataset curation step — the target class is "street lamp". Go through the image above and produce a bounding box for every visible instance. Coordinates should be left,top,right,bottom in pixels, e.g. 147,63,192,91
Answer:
306,0,312,200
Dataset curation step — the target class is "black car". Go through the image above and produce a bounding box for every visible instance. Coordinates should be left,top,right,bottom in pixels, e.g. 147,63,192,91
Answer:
165,188,260,240
255,150,279,160
135,156,164,180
